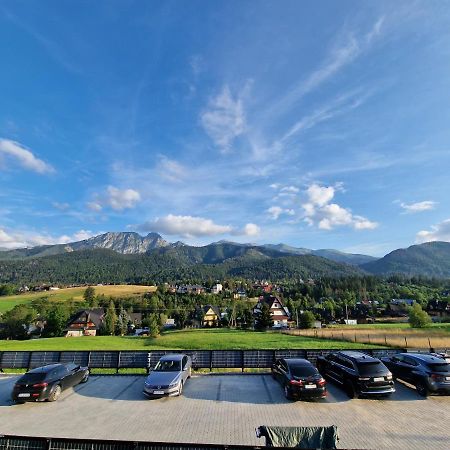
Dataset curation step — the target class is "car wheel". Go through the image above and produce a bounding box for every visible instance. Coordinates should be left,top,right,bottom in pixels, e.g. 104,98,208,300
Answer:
178,381,183,396
81,370,89,383
416,381,429,397
188,368,192,379
48,385,62,402
284,384,293,400
345,380,356,399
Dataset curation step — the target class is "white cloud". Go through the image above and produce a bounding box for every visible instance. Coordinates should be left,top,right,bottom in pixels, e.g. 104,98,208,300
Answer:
106,186,141,210
241,223,260,237
281,186,299,194
157,156,186,182
52,202,70,211
0,228,95,249
87,202,103,212
305,184,335,207
138,215,261,239
201,85,246,152
301,183,378,231
0,138,54,174
88,186,141,212
400,201,437,213
140,214,233,238
416,219,450,243
267,206,295,220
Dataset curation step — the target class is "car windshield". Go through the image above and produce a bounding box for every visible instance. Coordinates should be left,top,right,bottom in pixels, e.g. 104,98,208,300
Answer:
19,373,46,383
357,361,387,376
290,365,317,377
429,363,449,373
154,360,181,372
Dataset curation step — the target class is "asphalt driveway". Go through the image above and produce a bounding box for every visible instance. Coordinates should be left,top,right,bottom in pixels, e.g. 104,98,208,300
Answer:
0,373,448,449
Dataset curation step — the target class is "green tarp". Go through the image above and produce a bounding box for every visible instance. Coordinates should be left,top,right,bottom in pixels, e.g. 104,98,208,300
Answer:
257,425,339,449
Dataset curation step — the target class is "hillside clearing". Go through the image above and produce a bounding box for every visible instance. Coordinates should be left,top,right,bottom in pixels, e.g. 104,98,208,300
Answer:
0,285,156,313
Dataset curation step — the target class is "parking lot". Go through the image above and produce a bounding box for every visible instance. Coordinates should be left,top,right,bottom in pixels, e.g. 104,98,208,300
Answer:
0,373,449,449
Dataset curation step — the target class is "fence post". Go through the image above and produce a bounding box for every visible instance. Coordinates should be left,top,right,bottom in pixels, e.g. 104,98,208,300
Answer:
428,338,431,350
354,334,357,343
27,352,33,370
87,351,91,368
117,351,121,374
368,334,371,345
210,350,213,372
404,336,408,348
241,350,245,373
385,335,387,346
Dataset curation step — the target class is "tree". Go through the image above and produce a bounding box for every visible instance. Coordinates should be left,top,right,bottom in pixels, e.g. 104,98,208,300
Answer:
115,307,129,336
103,301,117,335
408,303,432,328
1,304,35,340
255,303,273,330
0,284,15,296
83,287,96,306
299,310,315,329
148,313,160,338
43,304,69,337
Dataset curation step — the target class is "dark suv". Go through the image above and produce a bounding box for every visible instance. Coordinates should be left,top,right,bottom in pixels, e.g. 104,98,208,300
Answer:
381,353,450,397
316,351,395,398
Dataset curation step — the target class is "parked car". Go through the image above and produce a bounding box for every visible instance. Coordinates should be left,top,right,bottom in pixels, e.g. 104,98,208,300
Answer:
143,354,191,398
271,358,326,400
381,352,450,397
316,351,395,398
12,363,89,403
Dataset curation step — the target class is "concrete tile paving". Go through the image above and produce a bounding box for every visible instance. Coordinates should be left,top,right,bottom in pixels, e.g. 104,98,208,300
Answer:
0,374,449,449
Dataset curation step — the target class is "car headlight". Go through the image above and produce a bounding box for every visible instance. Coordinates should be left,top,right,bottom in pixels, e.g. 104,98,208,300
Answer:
169,380,180,387
386,373,393,380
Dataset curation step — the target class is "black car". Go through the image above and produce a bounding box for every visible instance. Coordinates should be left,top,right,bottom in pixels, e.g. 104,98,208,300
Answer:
381,352,450,397
271,358,327,400
316,351,395,398
12,363,89,403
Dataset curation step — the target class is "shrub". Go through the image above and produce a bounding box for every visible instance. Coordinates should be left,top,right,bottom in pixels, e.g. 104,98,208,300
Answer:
408,303,432,328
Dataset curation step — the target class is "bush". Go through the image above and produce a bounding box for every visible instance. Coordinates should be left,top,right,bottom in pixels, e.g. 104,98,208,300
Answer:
408,303,432,328
299,311,315,329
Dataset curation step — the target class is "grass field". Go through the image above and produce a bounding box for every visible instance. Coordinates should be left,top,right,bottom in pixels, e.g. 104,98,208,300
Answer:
0,329,385,351
0,285,156,313
289,323,450,349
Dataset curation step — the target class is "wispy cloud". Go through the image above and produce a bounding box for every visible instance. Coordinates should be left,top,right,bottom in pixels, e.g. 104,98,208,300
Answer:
0,138,54,174
416,219,450,243
263,17,385,120
200,85,247,152
0,227,94,249
399,200,437,213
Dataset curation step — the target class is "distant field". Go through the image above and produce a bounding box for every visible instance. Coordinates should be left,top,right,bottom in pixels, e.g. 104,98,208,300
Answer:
0,285,156,313
0,329,385,351
290,323,450,349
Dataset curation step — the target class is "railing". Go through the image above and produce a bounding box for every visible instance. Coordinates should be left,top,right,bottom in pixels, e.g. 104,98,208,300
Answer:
0,348,407,372
0,434,273,450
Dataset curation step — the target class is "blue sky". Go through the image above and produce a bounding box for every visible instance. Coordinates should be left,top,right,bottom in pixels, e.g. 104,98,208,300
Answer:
1,0,450,256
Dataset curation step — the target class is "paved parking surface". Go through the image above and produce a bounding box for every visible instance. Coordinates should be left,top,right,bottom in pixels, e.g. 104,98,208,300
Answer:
1,373,449,449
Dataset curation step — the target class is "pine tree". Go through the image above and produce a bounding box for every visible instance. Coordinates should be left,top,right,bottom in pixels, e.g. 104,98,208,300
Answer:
104,301,117,335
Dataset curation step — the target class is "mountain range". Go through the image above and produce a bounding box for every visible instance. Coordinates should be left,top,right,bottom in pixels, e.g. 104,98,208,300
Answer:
0,232,449,282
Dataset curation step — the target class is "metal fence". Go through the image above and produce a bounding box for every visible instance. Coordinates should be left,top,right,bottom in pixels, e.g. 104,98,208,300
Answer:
0,348,406,372
0,434,275,450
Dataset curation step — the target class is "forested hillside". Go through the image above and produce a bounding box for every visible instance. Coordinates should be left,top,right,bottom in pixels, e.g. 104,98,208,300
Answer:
0,247,361,285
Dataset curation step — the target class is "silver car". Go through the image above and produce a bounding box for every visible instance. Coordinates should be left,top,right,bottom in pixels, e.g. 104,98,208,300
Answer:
143,354,192,398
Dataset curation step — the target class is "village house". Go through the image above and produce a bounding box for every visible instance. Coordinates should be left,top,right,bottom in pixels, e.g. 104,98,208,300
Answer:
253,295,291,328
194,305,221,327
211,283,223,294
65,308,105,337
